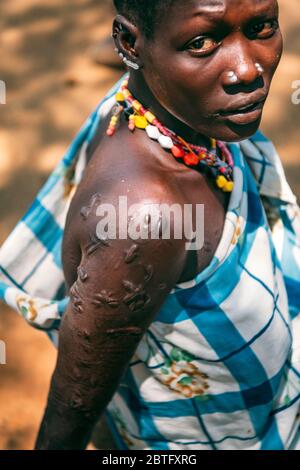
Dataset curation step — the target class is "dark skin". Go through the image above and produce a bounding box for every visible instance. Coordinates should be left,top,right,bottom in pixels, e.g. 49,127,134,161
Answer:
35,0,283,449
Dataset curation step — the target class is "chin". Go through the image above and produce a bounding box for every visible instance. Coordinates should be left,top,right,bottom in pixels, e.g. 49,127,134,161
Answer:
209,117,262,143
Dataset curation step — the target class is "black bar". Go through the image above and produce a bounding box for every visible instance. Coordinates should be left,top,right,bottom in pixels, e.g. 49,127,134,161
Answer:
0,450,297,467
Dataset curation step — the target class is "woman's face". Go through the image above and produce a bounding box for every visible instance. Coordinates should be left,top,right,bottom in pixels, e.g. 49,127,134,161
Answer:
137,0,283,142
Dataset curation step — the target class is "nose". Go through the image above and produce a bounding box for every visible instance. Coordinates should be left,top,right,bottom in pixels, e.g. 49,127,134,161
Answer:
222,38,264,87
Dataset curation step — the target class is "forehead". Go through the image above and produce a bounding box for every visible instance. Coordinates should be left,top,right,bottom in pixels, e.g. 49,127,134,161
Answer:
149,0,278,43
162,0,278,25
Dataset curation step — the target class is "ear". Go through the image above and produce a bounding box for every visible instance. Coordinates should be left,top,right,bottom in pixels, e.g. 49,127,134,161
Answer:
112,14,143,69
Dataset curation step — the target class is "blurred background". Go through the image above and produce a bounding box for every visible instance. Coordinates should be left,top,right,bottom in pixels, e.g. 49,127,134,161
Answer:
0,0,299,450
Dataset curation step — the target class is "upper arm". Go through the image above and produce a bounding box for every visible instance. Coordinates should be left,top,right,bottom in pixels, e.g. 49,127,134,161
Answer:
51,180,188,417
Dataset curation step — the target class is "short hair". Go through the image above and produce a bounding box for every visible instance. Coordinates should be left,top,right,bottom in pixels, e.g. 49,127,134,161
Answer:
113,0,174,39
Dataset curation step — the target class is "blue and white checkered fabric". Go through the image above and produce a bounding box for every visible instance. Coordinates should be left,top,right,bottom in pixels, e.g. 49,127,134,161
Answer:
1,76,300,450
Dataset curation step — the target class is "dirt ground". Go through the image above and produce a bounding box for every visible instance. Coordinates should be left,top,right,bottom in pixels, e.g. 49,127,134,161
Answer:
0,0,299,450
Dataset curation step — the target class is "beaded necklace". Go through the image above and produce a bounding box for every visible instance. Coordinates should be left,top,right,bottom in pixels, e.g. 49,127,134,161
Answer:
106,79,234,193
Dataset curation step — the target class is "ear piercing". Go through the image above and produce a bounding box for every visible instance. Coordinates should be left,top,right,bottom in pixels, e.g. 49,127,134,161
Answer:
115,49,140,70
123,57,140,70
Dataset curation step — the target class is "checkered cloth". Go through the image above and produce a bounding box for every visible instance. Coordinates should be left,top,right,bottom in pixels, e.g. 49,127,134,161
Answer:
1,75,300,449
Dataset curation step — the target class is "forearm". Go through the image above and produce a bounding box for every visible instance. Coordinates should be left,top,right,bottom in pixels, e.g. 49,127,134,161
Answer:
35,393,96,450
35,309,144,450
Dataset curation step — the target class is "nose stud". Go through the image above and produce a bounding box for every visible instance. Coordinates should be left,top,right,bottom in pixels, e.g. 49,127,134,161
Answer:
255,62,264,74
227,71,239,83
226,63,264,84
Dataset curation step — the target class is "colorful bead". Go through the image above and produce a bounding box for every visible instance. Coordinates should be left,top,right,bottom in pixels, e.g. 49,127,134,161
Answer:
171,145,185,158
184,153,199,166
110,82,234,192
223,181,234,192
112,104,123,116
146,125,161,140
132,100,142,111
157,123,165,134
216,175,227,189
106,127,115,136
106,110,121,136
128,114,135,132
198,150,207,160
158,135,173,150
211,138,217,150
123,89,131,99
134,115,148,129
144,111,156,123
115,92,125,103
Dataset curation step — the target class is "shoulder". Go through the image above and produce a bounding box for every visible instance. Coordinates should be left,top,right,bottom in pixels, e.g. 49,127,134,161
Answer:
62,136,189,289
67,120,188,240
62,159,189,319
73,166,187,255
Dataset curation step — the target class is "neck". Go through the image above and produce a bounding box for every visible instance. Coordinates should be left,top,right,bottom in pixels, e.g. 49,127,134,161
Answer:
127,72,211,149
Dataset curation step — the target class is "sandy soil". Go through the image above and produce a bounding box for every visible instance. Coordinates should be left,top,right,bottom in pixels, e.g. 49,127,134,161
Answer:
0,0,299,450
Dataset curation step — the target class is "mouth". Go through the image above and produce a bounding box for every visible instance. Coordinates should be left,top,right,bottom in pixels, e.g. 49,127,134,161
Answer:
217,96,267,125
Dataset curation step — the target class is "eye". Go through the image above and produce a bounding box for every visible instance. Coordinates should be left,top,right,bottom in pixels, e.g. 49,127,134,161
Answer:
248,19,279,39
186,36,220,56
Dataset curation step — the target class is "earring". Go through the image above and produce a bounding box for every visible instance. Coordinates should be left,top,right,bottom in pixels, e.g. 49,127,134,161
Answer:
114,49,124,58
122,56,140,70
255,62,264,74
227,71,239,83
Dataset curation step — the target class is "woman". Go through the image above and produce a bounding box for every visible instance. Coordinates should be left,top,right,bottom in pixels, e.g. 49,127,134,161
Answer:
1,0,300,450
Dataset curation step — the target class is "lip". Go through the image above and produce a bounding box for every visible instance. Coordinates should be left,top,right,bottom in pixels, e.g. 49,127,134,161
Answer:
217,96,267,125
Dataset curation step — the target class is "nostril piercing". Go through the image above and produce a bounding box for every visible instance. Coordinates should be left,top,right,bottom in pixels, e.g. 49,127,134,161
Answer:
255,63,264,73
227,71,238,83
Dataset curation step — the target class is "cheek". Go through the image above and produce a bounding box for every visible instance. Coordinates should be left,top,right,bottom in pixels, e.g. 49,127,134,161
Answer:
261,33,283,78
146,59,214,111
144,48,212,106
